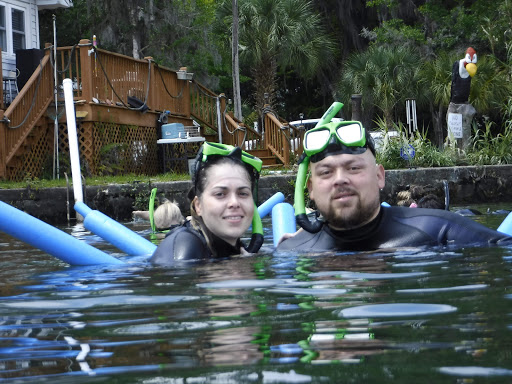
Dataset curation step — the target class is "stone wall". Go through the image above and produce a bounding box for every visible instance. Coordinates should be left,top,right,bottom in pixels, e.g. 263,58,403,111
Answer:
1,165,512,225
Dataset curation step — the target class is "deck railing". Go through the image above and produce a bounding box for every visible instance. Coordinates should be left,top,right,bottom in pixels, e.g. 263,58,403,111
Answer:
54,40,222,127
222,112,263,150
264,109,304,166
190,82,224,133
75,40,192,116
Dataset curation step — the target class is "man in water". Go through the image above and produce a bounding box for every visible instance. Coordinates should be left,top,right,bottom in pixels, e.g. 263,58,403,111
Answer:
277,117,511,252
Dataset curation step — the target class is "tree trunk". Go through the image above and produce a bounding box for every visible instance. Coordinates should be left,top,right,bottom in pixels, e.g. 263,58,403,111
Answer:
430,102,444,149
252,57,277,113
132,34,140,59
232,0,242,120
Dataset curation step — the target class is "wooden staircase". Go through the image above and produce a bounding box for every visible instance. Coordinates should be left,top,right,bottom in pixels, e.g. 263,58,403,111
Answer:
249,148,281,168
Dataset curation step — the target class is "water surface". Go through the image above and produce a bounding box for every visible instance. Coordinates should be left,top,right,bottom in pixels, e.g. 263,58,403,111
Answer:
1,206,512,383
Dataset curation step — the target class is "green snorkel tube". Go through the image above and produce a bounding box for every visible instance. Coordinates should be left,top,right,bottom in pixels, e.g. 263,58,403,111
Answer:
294,102,345,233
149,187,158,233
246,202,264,253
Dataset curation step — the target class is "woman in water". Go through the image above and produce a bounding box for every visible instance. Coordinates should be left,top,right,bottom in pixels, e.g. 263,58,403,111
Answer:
150,142,264,265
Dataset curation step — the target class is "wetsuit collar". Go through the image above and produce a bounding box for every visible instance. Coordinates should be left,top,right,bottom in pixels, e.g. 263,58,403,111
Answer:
325,206,384,242
210,233,243,257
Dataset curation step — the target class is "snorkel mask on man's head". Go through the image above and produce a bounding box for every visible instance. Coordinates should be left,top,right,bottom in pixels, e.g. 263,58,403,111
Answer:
190,142,264,253
294,102,376,233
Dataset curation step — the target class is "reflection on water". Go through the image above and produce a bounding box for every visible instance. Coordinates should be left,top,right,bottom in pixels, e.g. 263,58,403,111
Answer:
0,208,512,383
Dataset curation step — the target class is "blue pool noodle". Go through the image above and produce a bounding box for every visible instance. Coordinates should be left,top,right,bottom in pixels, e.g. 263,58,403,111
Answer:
497,211,512,236
0,201,124,265
75,202,157,256
258,192,285,219
272,203,297,247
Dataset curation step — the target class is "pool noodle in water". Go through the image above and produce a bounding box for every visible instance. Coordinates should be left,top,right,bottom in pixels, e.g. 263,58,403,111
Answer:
72,191,285,259
497,211,512,236
0,201,124,265
272,203,297,247
258,192,285,218
75,202,157,256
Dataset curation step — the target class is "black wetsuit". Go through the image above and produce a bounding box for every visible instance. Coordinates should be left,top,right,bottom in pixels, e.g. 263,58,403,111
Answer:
277,206,512,252
150,221,243,265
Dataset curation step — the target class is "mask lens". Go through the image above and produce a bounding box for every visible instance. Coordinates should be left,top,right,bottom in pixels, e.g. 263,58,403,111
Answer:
305,129,331,152
336,123,363,144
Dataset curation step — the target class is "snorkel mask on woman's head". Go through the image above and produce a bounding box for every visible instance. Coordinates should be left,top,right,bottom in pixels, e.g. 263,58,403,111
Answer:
294,102,376,233
190,142,264,253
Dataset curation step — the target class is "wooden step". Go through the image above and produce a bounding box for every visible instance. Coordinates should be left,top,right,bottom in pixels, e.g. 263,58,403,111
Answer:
260,156,279,166
247,148,271,158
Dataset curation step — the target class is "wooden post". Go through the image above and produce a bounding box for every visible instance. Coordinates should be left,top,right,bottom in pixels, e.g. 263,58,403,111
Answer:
144,57,155,110
0,50,5,178
0,110,6,179
263,106,270,148
0,49,3,109
351,94,362,121
182,75,191,118
219,93,226,142
79,39,93,102
283,125,290,166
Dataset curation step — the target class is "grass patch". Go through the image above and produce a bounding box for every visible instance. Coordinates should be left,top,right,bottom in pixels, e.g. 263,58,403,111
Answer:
0,167,293,190
0,173,192,190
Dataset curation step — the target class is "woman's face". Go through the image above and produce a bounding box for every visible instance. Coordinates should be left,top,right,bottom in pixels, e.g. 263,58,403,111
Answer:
194,163,254,246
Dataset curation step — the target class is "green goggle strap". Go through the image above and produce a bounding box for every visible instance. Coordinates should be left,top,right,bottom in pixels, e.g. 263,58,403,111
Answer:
294,157,323,233
149,187,157,233
245,202,264,253
201,143,263,173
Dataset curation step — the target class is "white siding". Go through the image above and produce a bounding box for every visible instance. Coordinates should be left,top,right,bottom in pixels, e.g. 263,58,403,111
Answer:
1,0,39,76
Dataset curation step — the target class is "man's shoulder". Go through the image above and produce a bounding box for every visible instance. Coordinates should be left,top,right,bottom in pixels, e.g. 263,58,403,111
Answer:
276,226,333,252
385,205,460,220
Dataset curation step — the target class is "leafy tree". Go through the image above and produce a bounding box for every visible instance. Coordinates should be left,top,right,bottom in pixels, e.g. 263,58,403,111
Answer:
216,0,336,115
41,0,225,90
338,45,421,130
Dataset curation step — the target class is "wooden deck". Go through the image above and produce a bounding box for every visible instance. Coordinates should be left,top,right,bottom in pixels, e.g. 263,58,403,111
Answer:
0,39,303,181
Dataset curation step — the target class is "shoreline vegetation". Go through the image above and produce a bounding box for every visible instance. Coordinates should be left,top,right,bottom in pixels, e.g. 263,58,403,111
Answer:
2,117,512,191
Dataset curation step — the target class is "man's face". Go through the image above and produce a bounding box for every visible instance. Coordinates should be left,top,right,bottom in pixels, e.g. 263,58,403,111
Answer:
308,150,385,230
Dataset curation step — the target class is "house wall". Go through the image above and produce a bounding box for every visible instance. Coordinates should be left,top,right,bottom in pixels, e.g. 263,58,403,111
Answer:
0,0,40,77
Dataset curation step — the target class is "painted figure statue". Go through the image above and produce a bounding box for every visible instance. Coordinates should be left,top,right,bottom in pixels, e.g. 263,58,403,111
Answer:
450,47,477,103
447,47,478,148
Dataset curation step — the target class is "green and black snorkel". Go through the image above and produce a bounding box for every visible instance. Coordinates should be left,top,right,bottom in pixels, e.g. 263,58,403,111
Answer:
149,187,158,233
294,102,377,233
191,142,264,253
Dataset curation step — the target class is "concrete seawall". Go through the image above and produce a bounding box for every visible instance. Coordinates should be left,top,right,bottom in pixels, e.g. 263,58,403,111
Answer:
1,164,512,225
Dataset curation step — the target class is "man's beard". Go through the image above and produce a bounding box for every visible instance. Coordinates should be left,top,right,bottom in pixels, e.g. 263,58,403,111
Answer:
323,196,380,230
